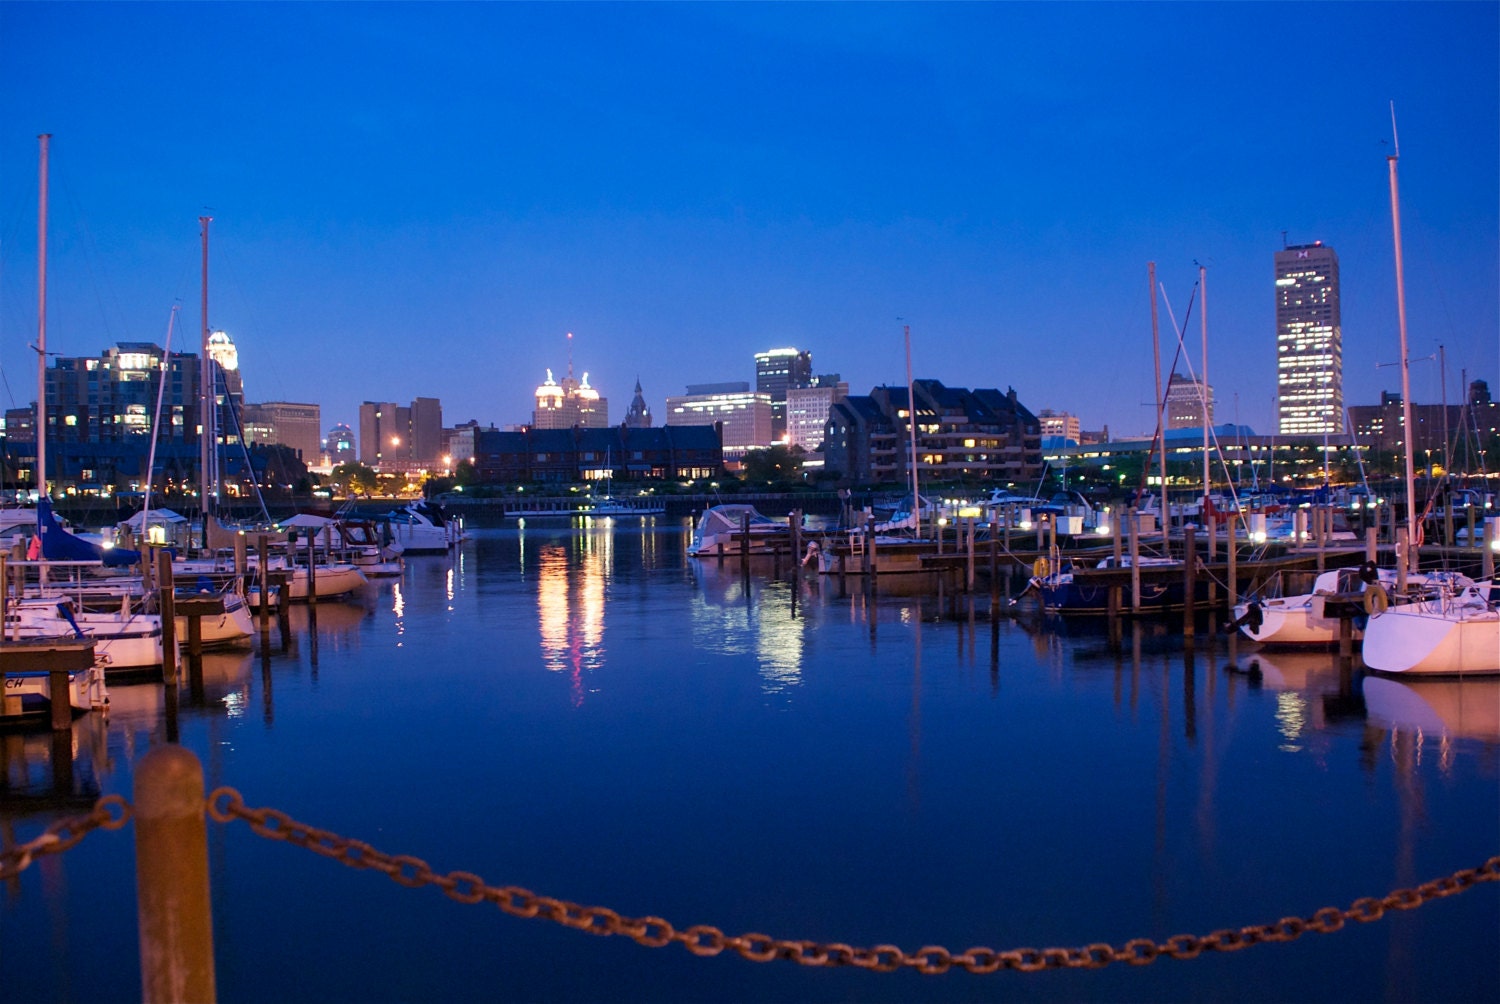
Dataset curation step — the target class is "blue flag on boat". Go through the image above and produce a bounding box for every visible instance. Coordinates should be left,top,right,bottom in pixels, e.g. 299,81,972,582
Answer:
37,497,144,567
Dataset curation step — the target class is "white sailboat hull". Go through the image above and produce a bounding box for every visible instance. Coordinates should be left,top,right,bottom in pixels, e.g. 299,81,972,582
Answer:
1362,602,1500,675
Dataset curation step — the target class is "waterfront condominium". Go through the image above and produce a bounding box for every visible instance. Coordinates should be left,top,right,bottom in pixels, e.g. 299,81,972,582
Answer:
1274,241,1343,436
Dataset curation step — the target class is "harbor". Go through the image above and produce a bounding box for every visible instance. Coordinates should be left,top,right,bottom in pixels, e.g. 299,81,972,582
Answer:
3,515,1496,1002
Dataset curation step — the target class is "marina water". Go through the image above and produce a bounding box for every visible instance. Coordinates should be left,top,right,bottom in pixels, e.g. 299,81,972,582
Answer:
4,516,1497,1002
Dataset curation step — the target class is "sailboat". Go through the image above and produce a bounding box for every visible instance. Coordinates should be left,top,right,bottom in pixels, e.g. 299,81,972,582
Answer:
1359,117,1499,676
583,448,664,516
8,135,163,679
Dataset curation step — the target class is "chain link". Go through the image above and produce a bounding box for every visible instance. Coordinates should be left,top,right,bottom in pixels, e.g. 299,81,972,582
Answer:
0,795,131,879
204,785,1500,973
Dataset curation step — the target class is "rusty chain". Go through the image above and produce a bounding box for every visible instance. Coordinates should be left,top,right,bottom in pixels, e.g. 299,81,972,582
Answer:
0,795,132,880
204,785,1500,974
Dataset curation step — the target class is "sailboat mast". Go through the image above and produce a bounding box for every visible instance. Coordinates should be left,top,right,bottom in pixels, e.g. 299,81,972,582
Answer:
199,215,213,520
904,324,920,538
1200,264,1209,504
36,134,50,502
1387,144,1419,566
1149,262,1168,528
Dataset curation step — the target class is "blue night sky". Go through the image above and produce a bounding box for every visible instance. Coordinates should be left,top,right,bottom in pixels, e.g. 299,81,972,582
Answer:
2,2,1496,442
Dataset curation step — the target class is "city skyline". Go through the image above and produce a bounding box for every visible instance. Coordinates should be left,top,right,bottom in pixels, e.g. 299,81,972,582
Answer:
2,4,1496,441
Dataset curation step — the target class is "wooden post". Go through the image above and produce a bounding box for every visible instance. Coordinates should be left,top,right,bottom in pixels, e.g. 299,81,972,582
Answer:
233,533,246,579
966,516,975,591
1129,509,1142,614
1316,506,1326,574
1183,526,1197,638
1366,526,1378,565
257,535,270,630
48,667,72,731
157,550,178,685
1338,611,1354,660
789,510,801,580
740,511,750,579
305,533,318,609
1227,519,1238,613
1466,506,1478,550
133,745,217,1003
0,552,7,643
1444,502,1455,549
1112,509,1123,568
988,514,999,614
1483,519,1495,582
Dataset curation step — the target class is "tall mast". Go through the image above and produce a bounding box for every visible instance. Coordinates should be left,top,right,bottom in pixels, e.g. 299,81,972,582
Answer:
1149,262,1167,528
1387,121,1419,567
36,134,50,502
199,215,213,518
1200,264,1209,504
904,324,920,538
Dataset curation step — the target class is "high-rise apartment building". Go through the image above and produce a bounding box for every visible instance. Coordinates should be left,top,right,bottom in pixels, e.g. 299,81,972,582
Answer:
754,347,812,442
785,378,847,454
1275,241,1342,435
1037,409,1082,444
359,397,443,470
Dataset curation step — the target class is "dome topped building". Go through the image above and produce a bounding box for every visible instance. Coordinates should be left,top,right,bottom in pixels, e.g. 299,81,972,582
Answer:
533,335,609,429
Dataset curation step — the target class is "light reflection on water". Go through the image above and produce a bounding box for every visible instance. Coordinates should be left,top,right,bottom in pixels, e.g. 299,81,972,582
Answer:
2,519,1497,1003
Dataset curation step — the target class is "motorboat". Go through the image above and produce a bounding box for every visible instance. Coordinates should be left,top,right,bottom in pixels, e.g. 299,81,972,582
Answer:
686,504,791,557
0,645,108,717
377,500,462,553
1028,554,1187,615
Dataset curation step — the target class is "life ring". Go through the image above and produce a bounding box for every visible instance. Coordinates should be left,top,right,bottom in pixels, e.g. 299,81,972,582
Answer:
1032,557,1050,579
1363,583,1390,616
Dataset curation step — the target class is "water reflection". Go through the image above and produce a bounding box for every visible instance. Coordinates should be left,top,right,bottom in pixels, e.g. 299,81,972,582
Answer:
1364,676,1500,743
689,560,806,694
536,541,606,706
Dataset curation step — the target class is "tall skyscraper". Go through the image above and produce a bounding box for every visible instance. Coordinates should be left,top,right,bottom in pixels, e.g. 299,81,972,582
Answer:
754,347,812,442
1275,241,1342,435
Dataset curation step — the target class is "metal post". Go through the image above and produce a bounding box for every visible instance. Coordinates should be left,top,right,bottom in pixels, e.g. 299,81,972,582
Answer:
134,745,217,1003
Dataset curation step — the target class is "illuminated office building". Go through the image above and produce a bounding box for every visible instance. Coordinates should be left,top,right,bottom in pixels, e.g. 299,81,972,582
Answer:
1275,242,1342,435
